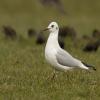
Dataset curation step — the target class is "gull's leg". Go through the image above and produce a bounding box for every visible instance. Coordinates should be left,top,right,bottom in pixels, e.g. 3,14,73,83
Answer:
47,69,57,80
51,69,56,80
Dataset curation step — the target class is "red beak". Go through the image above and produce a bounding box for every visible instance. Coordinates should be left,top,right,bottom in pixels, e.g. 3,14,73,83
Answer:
42,27,51,32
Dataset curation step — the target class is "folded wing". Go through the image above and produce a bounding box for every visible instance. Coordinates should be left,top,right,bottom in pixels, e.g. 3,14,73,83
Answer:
56,49,81,67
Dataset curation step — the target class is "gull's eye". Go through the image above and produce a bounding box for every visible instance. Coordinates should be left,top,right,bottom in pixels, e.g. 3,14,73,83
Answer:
51,25,54,28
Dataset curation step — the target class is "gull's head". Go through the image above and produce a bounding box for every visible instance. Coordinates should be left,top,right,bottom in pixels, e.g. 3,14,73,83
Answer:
48,22,59,33
43,22,59,33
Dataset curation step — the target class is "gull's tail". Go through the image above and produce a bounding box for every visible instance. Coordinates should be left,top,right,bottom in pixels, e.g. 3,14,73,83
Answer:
82,62,96,71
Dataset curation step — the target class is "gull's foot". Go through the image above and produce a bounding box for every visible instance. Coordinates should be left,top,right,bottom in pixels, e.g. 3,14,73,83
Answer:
47,70,57,80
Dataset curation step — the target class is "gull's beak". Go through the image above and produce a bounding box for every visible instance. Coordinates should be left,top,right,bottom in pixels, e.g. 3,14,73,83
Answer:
42,27,50,32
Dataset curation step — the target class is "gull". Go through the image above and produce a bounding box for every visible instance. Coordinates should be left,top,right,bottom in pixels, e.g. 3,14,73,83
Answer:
43,22,96,78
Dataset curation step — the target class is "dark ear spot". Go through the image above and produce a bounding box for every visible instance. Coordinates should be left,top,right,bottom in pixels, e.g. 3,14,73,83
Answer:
51,25,54,28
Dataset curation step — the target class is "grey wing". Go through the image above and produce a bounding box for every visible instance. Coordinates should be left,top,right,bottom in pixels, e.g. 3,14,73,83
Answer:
56,49,81,67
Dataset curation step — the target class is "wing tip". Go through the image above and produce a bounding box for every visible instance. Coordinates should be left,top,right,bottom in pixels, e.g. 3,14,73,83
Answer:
82,62,96,71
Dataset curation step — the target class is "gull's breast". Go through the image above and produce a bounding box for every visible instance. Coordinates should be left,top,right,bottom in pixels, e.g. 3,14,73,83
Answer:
45,32,59,67
45,45,58,67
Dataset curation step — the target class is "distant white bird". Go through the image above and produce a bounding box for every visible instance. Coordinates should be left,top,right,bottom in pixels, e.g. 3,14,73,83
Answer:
43,22,96,76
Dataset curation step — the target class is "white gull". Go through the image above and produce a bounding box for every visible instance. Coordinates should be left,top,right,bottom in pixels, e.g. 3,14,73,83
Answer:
44,22,96,73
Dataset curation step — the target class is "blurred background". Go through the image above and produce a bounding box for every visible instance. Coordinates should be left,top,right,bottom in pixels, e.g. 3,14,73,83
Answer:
0,0,100,35
0,0,100,52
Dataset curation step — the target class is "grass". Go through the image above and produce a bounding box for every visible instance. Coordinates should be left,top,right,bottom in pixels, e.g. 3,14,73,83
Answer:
0,0,100,99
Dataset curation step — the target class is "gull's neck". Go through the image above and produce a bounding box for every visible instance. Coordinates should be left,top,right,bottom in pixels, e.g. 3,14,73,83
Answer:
46,30,60,48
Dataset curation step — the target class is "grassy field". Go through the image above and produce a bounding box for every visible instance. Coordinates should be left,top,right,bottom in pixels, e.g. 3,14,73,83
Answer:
0,0,100,100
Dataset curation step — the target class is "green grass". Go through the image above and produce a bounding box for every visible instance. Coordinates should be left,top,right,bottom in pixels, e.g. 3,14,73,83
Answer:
0,0,100,99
